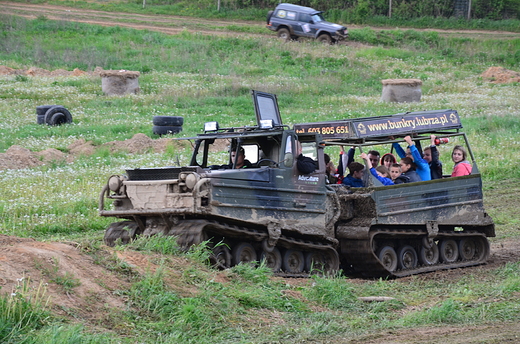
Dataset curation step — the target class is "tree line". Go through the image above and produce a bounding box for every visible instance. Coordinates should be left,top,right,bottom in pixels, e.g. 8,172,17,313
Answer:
146,0,520,20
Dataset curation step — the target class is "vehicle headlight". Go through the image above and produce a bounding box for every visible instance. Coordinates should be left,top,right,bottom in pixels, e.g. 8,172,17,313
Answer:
185,173,200,190
108,175,123,192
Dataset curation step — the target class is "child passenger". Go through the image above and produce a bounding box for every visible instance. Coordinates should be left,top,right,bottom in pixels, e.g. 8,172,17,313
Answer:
389,163,402,182
396,157,421,184
360,153,394,185
380,153,397,169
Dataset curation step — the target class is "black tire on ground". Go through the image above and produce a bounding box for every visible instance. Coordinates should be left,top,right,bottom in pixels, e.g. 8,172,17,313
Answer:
36,105,55,116
266,10,273,24
377,246,398,272
37,114,46,125
277,28,291,42
152,115,184,126
152,125,183,136
231,242,257,266
317,34,332,44
48,112,72,126
44,106,73,126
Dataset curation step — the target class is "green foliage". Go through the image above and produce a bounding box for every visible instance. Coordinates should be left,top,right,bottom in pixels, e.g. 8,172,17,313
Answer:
404,298,465,324
128,235,182,255
303,274,358,310
0,278,50,343
20,324,115,344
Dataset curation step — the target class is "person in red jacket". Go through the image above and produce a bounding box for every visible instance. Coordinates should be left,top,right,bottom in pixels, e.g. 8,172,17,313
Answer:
451,145,472,177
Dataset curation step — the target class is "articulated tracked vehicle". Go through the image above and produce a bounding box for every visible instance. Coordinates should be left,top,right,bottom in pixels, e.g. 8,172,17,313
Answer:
100,91,495,277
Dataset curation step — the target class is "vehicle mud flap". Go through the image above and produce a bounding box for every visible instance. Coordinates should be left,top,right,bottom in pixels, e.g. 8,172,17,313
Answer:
164,219,210,249
265,221,282,252
104,221,139,247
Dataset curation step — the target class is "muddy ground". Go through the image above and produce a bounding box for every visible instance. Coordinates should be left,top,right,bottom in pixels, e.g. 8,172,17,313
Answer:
1,2,520,341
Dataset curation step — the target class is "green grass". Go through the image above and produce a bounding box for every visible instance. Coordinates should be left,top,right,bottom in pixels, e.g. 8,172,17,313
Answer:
8,0,520,31
0,9,519,344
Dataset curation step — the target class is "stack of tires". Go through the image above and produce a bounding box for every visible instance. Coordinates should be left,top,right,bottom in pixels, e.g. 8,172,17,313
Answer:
152,116,183,136
36,105,73,126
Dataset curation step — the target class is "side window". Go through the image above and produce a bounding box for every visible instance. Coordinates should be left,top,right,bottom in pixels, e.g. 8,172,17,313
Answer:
301,142,317,161
276,10,297,20
242,145,259,165
286,11,297,20
299,13,312,23
275,10,287,19
285,135,293,155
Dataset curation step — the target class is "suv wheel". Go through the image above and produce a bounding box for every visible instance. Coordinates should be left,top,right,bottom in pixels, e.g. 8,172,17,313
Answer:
277,28,291,42
317,34,332,45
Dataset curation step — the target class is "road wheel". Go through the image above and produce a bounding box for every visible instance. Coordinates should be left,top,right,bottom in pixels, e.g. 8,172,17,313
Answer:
103,221,138,247
474,237,489,261
277,28,291,42
152,115,184,126
232,242,257,266
377,246,397,272
322,249,340,275
419,242,439,265
459,238,476,260
304,251,325,272
317,34,332,44
397,245,418,270
259,247,282,272
44,106,73,125
439,239,459,263
211,245,231,270
283,249,304,273
152,125,183,136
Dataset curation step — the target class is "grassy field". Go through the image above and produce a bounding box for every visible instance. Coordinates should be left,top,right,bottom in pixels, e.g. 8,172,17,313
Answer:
0,8,519,343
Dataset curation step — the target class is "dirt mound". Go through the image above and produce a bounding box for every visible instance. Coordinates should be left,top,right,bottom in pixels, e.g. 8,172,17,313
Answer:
0,134,185,170
104,133,169,154
0,145,68,170
0,234,211,327
481,66,520,83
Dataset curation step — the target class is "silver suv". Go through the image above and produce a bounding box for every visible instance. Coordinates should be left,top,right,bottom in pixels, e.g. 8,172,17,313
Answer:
266,3,348,44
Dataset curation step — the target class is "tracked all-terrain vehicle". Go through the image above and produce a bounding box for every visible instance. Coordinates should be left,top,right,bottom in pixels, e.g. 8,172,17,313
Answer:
100,91,495,277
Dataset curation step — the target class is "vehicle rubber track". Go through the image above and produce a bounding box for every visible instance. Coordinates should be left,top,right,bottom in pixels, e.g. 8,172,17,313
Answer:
343,230,490,278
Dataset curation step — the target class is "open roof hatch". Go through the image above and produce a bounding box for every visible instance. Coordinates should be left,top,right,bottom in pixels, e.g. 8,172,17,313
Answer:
252,90,282,127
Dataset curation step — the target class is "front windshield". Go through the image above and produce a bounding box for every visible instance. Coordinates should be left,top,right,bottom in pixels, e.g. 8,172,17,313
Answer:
311,14,325,22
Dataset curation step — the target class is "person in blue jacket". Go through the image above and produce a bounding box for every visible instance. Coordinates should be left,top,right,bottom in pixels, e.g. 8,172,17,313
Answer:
342,161,365,187
423,135,443,179
392,135,431,181
360,152,394,185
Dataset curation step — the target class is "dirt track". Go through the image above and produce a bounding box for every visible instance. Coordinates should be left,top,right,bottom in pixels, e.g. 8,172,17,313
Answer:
1,1,519,40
